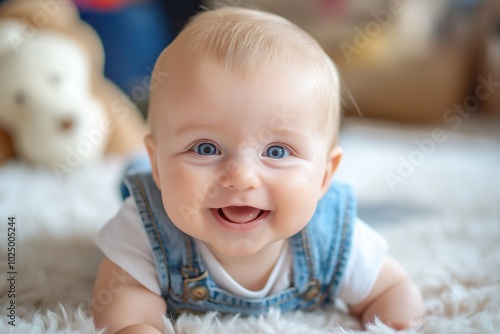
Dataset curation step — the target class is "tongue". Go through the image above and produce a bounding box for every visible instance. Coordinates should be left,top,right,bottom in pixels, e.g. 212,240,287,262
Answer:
220,206,261,224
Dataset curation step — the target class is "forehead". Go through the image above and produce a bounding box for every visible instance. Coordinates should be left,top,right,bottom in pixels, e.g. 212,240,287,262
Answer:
149,54,321,129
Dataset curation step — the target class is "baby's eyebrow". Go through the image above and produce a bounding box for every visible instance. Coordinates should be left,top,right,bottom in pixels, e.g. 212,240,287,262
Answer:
174,122,313,144
270,128,311,142
174,123,219,136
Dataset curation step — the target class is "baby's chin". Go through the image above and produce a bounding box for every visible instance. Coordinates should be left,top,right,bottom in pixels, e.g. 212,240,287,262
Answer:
206,241,265,258
207,237,287,261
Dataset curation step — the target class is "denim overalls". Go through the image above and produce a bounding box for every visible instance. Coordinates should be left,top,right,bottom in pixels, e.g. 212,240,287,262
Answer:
124,172,355,317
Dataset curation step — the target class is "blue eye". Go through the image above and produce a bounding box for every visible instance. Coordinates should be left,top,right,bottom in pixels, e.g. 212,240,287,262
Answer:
193,142,219,155
264,145,290,159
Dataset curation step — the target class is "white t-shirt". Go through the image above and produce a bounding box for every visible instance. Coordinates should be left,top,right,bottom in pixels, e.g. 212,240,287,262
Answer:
95,197,388,305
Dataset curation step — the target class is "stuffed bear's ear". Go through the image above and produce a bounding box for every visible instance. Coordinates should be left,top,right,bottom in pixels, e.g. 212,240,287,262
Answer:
0,19,25,57
0,19,22,162
0,127,15,163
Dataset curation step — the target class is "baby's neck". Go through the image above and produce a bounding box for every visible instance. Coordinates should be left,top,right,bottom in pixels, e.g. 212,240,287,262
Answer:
208,240,287,291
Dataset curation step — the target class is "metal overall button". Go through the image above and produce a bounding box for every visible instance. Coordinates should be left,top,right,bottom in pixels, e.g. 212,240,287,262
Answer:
303,281,320,301
189,286,208,301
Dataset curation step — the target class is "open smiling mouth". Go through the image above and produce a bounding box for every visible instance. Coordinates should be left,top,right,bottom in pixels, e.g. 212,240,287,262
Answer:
215,206,267,224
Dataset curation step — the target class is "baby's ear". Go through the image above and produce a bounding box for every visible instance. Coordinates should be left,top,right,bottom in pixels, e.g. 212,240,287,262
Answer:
144,134,161,188
319,146,343,199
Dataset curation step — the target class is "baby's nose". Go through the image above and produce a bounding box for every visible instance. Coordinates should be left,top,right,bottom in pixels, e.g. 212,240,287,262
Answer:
222,163,262,191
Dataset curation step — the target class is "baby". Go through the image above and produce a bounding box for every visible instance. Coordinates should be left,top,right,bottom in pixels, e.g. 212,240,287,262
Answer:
92,7,423,334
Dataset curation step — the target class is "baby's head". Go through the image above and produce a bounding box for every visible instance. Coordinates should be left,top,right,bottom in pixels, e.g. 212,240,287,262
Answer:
149,6,341,149
145,7,344,257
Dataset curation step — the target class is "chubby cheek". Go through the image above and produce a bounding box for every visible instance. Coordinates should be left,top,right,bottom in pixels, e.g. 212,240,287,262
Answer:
273,171,323,234
158,161,212,222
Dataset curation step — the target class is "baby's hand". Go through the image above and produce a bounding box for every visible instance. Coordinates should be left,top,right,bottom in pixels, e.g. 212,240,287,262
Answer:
349,256,424,330
114,324,163,334
112,316,175,334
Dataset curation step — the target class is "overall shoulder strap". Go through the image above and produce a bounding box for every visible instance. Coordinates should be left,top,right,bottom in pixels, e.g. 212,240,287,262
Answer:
124,172,202,297
306,181,356,297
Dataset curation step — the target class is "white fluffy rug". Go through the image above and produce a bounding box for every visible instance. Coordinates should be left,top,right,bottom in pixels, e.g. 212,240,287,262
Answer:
1,116,500,334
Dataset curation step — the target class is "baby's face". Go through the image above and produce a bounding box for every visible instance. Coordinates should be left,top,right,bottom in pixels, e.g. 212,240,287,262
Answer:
146,54,340,258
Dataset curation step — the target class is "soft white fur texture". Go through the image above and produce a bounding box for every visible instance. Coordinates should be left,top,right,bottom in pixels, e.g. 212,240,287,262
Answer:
0,117,499,333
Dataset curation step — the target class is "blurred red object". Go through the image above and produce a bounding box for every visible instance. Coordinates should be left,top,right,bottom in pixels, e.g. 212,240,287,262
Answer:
313,0,348,18
73,0,128,10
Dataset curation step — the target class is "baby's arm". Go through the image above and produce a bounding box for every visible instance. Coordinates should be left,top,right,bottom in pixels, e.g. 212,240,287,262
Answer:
348,256,423,330
92,256,167,334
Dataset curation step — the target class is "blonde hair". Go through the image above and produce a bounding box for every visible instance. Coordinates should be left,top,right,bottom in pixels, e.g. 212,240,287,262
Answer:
156,7,341,147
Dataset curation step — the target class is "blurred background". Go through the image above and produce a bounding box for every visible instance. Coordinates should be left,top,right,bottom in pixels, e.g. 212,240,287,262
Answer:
0,3,499,332
29,0,500,123
61,0,500,224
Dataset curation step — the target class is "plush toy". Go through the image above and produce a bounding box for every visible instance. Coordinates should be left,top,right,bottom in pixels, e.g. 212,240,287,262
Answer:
0,0,147,175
